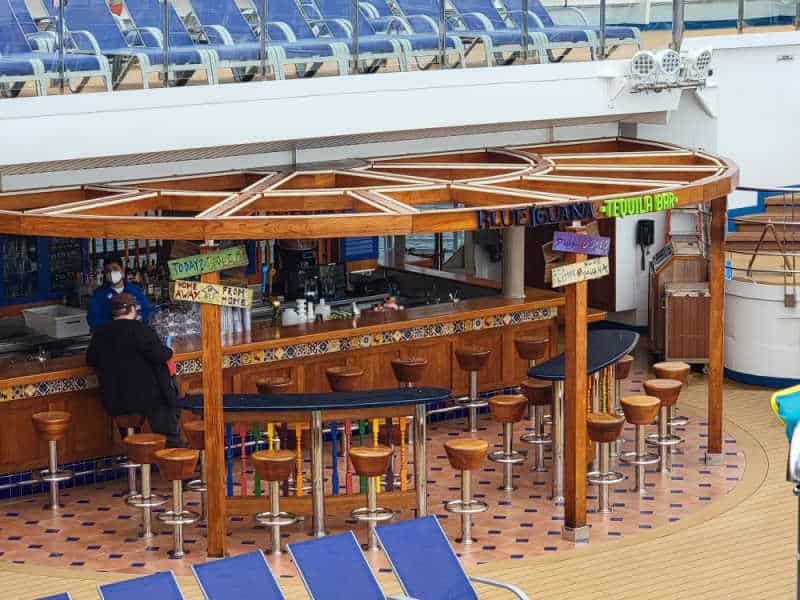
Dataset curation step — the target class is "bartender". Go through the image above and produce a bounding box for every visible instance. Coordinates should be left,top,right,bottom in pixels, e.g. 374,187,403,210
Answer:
87,255,152,330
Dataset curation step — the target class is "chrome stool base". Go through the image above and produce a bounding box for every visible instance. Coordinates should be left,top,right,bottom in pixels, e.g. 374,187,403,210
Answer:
620,423,660,493
521,402,551,472
587,471,625,486
444,498,490,514
488,449,526,464
128,492,168,509
34,466,74,510
160,481,196,559
351,506,397,522
444,469,488,545
352,474,397,551
256,511,298,528
588,440,624,513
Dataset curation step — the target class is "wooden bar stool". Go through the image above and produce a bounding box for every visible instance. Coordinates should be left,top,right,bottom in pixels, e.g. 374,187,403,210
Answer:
391,357,428,388
252,450,299,556
154,448,200,559
31,411,73,510
488,394,528,491
653,361,691,428
514,335,548,369
586,413,625,513
443,438,489,545
125,433,168,539
349,446,396,551
327,366,366,494
519,378,552,472
183,420,207,521
115,415,145,502
619,396,660,494
455,346,491,432
643,379,684,472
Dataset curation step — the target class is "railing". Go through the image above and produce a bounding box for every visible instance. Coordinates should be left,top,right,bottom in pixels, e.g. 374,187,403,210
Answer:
0,0,796,100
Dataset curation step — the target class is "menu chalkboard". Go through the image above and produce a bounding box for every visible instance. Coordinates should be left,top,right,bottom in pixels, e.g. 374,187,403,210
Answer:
49,237,83,292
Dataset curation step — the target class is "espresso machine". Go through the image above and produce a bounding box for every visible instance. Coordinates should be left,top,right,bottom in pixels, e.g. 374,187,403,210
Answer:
274,239,318,301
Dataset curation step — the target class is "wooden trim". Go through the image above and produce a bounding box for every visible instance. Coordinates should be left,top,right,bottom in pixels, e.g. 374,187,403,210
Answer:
708,197,726,456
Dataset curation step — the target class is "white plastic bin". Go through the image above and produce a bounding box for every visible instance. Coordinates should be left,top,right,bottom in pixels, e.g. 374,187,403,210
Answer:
22,305,90,339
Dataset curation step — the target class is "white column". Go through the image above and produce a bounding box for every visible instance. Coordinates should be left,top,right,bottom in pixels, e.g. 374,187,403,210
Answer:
502,226,526,298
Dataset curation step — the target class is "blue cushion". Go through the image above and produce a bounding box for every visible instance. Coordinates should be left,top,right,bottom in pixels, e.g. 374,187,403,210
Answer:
98,571,183,600
0,57,36,76
193,551,284,600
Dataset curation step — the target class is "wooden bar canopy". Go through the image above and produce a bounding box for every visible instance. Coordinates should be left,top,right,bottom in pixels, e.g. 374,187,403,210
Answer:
0,138,738,240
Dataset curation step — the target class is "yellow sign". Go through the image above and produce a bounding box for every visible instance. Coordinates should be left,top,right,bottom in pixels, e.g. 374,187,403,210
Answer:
551,257,610,288
172,280,253,308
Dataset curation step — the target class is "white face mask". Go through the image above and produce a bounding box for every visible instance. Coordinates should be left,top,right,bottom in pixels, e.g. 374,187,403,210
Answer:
107,271,123,285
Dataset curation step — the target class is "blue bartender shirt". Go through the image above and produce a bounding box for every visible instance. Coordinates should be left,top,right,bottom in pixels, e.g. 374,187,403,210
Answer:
87,282,153,330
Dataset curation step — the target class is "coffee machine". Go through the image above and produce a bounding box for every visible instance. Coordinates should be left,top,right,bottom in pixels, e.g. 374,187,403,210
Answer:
274,240,318,301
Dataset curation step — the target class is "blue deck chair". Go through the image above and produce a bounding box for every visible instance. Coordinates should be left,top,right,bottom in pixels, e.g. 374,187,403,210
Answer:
0,55,45,97
361,0,547,66
63,0,213,88
305,0,464,69
192,550,285,600
449,0,595,62
376,516,530,600
7,0,56,49
98,571,184,600
288,531,415,600
189,0,349,78
1,0,111,92
503,0,641,57
125,0,280,82
35,594,72,600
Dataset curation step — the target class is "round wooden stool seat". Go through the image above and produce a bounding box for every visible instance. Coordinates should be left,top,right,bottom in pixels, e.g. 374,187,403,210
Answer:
154,448,199,481
125,433,167,465
489,394,528,424
587,412,625,443
252,450,296,482
348,446,393,477
514,336,548,362
32,411,72,442
256,377,292,395
455,346,491,372
391,357,428,384
115,414,145,430
183,420,205,450
444,438,489,471
325,366,365,392
615,355,635,380
643,379,682,408
520,378,552,405
653,361,691,385
621,395,660,425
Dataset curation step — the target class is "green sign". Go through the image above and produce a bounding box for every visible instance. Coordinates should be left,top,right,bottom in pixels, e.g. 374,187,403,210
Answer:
168,245,249,280
598,192,679,218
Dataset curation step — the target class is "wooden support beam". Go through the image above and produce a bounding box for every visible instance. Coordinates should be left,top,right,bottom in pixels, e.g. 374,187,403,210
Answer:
200,247,226,557
562,225,589,542
707,196,726,461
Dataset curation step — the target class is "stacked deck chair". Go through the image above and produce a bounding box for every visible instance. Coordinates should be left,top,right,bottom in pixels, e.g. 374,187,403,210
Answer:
361,0,548,66
125,0,281,83
8,0,56,49
191,0,351,78
63,0,213,88
1,0,111,94
503,0,641,58
449,0,596,62
302,0,465,70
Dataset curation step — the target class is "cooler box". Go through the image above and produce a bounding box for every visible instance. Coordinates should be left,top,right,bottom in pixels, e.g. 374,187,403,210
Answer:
664,282,709,363
23,305,90,339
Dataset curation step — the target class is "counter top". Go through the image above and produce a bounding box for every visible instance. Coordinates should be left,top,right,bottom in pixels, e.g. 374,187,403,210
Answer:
0,288,564,389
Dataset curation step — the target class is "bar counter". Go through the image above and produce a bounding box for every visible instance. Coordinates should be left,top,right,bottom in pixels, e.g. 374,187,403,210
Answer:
0,288,589,475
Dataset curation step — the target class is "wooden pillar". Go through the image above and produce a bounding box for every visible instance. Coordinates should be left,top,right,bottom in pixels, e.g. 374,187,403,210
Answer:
200,246,226,557
562,225,589,542
707,197,726,462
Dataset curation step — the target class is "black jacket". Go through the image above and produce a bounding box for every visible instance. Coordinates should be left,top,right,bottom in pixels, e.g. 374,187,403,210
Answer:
86,319,176,416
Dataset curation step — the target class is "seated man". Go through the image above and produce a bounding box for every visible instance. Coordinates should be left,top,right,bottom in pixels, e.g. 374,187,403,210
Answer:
87,293,182,447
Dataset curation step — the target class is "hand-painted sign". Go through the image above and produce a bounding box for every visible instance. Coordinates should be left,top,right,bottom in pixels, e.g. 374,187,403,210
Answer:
725,259,733,281
168,245,249,280
551,257,610,288
477,203,594,229
597,192,678,218
552,231,610,256
172,279,253,308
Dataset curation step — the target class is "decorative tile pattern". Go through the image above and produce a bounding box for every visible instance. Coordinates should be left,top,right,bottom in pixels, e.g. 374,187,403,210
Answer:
4,308,555,399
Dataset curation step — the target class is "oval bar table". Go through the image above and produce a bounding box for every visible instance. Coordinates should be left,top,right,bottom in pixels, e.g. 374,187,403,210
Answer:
528,330,639,503
177,387,451,538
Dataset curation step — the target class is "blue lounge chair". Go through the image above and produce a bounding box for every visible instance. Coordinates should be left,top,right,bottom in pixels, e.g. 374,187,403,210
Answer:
0,55,44,97
503,0,641,57
376,516,530,600
305,0,465,69
360,0,547,66
192,550,285,600
7,0,56,49
288,531,414,600
63,0,213,88
35,594,71,600
190,0,356,78
1,0,111,93
98,571,184,600
449,0,595,62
